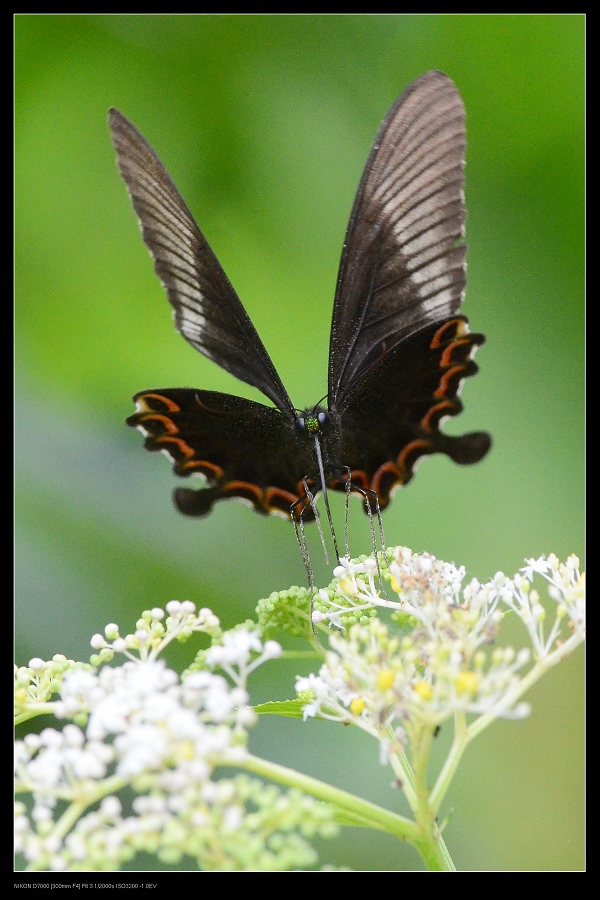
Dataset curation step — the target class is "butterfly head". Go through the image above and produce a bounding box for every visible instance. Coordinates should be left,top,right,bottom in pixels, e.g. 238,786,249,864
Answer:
296,408,330,438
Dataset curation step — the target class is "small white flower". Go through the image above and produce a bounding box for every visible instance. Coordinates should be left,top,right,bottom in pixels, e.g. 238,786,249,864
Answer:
31,805,52,823
263,640,283,660
100,796,122,817
223,804,243,831
521,556,551,580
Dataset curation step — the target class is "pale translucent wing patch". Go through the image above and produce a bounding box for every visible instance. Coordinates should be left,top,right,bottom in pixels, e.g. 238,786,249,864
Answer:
109,108,295,416
329,71,468,405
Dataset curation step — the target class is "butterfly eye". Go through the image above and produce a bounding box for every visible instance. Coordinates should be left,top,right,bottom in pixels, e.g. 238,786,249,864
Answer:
317,411,329,430
297,416,306,432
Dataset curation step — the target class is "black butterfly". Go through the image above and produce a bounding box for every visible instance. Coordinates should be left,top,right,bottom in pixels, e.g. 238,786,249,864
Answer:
109,70,490,538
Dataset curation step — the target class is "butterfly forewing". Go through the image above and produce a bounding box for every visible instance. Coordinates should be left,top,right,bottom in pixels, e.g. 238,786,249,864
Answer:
109,108,295,416
328,71,468,406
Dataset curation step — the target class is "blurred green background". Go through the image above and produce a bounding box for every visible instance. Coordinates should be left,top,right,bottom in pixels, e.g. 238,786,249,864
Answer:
15,15,584,871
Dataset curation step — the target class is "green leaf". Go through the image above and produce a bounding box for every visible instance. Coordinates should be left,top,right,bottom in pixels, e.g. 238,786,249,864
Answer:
254,699,306,717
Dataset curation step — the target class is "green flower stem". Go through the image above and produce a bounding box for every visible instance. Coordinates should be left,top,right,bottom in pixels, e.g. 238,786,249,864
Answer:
15,705,57,726
430,711,469,816
411,726,438,823
387,742,418,809
401,725,457,870
231,752,455,871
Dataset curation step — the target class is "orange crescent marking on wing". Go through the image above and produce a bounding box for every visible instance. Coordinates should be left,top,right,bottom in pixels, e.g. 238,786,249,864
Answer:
397,439,432,472
139,413,180,434
181,459,223,478
430,319,461,348
331,469,370,492
434,365,467,398
349,469,370,490
138,393,182,412
265,486,299,507
420,399,455,431
223,480,263,503
440,337,472,368
155,435,197,460
372,460,403,491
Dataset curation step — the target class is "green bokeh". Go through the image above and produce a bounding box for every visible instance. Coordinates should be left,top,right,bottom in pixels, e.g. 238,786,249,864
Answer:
16,15,584,871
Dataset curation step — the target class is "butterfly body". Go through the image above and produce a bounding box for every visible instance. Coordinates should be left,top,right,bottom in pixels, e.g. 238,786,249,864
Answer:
112,71,490,526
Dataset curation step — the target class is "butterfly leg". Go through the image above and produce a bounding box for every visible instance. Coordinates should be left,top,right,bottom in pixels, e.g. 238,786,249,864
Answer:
340,466,352,559
291,488,323,634
339,475,389,599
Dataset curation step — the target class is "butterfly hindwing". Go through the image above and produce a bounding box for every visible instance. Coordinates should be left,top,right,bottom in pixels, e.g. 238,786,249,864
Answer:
127,389,314,518
327,317,490,510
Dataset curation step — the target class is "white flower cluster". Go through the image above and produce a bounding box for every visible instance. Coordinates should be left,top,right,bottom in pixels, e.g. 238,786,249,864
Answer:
300,549,585,756
89,600,221,663
14,552,584,871
205,629,283,687
14,604,290,871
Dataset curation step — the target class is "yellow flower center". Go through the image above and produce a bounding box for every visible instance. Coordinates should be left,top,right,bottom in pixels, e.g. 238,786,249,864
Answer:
350,697,366,716
413,680,433,701
377,670,395,691
455,671,479,695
